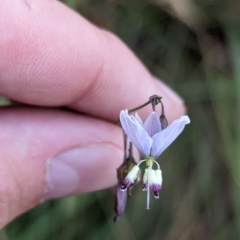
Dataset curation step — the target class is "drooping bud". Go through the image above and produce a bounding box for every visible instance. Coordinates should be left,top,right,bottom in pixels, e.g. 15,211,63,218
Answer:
159,101,168,129
114,184,128,222
160,114,168,129
114,141,137,222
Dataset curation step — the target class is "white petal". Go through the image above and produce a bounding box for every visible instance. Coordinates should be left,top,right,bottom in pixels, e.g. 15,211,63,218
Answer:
127,165,140,182
147,169,157,185
142,168,148,184
120,110,152,157
151,115,190,157
155,169,163,185
144,112,162,137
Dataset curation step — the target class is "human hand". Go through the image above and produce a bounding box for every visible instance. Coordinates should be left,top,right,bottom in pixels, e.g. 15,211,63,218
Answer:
0,0,185,228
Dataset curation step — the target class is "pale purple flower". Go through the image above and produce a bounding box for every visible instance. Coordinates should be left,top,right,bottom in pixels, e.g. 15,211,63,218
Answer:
119,110,190,209
120,110,190,158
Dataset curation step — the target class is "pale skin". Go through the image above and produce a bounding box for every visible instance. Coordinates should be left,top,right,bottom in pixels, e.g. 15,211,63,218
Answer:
0,0,185,228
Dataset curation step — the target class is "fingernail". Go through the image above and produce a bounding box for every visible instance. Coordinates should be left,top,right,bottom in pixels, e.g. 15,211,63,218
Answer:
155,78,184,104
44,143,123,200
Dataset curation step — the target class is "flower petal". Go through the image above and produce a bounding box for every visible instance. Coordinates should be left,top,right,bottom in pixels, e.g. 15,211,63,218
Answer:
151,115,190,157
121,179,132,191
144,112,162,137
121,165,140,191
155,169,163,186
142,168,148,191
148,169,161,198
120,110,152,157
135,112,143,126
150,184,161,198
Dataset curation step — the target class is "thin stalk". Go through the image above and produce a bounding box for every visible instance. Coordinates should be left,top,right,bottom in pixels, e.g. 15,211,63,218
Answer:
128,99,151,113
128,95,162,113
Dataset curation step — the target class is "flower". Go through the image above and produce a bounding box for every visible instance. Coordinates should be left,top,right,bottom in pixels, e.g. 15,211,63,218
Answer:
121,165,140,190
120,110,190,158
119,110,190,208
143,168,162,196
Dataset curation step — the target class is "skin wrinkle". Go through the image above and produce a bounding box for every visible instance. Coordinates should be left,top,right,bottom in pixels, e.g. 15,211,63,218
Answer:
69,30,117,112
0,152,18,227
70,50,105,108
0,184,10,228
0,185,9,227
97,31,152,112
52,8,108,106
0,151,45,226
3,137,46,215
24,0,31,9
0,19,42,96
0,145,43,225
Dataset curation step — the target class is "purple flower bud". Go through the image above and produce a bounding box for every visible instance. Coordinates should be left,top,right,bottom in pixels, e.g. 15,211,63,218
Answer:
114,184,127,222
159,101,168,129
160,114,168,129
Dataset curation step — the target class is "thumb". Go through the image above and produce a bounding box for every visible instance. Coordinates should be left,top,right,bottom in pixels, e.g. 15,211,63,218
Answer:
0,107,123,228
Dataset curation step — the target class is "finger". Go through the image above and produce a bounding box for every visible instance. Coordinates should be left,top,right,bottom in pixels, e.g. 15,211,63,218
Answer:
0,107,123,228
0,0,185,122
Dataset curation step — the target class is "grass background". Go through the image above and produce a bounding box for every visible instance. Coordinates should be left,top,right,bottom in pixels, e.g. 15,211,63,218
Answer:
2,0,240,239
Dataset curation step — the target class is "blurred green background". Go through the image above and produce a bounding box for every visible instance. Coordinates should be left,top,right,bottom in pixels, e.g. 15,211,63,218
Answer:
2,0,240,239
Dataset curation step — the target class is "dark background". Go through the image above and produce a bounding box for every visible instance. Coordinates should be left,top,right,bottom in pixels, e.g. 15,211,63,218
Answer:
2,0,240,239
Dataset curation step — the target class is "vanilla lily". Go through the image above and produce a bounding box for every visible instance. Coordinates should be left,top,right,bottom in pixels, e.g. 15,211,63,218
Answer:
120,110,190,209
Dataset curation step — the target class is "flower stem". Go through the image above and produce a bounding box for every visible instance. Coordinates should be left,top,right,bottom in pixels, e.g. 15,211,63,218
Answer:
153,160,160,170
128,95,162,114
137,159,147,167
127,142,135,162
128,100,151,113
150,95,162,112
160,101,165,114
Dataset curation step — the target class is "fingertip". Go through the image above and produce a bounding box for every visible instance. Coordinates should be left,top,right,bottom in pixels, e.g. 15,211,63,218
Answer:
154,78,186,122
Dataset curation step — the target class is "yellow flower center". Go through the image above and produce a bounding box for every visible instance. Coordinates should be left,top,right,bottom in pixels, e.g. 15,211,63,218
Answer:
145,157,155,168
